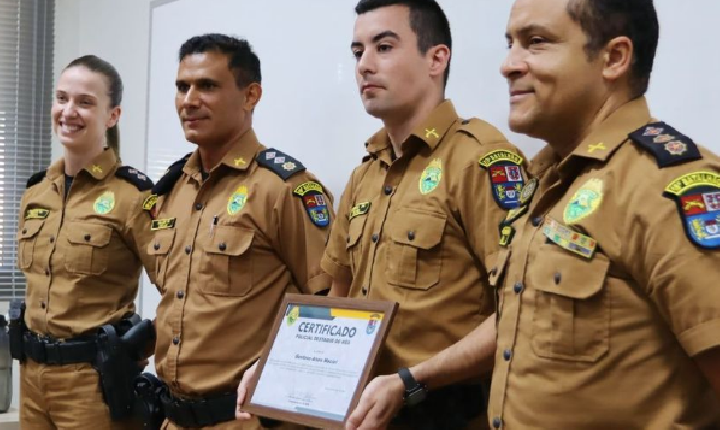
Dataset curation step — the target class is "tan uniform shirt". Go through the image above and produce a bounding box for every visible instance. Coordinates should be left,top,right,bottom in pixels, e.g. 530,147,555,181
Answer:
489,97,720,429
18,149,155,338
322,100,527,375
150,129,333,396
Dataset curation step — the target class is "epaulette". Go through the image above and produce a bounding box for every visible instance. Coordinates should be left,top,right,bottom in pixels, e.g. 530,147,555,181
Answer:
629,121,702,168
26,170,47,189
151,153,191,196
115,166,153,191
458,118,508,145
256,148,305,181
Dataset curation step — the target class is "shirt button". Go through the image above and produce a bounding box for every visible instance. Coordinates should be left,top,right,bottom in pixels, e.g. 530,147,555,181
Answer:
503,349,512,361
407,231,415,241
346,237,350,244
185,245,192,255
41,301,46,309
384,185,393,196
490,267,498,276
195,203,203,211
172,337,180,345
84,233,91,242
44,269,50,277
49,236,55,243
492,417,502,428
219,243,227,251
177,291,185,299
554,272,562,284
532,216,542,227
21,229,27,234
514,282,523,294
154,243,161,251
362,286,368,296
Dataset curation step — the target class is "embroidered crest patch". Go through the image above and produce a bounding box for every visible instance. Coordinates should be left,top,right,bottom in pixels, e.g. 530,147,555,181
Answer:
93,191,115,215
664,171,720,249
227,185,249,215
563,178,604,224
479,150,525,210
419,158,442,195
293,182,330,228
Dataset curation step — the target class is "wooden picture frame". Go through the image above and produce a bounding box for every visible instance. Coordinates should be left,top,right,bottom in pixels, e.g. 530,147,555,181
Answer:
242,294,398,429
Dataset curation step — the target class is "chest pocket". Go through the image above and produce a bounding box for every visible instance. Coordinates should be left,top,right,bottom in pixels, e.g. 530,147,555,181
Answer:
65,222,113,275
529,245,610,363
385,210,446,290
148,229,176,290
198,225,254,297
346,215,367,274
18,220,44,270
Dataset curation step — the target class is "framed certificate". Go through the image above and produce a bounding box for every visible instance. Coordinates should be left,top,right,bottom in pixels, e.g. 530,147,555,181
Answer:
242,294,398,429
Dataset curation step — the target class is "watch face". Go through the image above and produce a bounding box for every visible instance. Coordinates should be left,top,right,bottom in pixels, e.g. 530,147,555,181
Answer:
405,387,427,406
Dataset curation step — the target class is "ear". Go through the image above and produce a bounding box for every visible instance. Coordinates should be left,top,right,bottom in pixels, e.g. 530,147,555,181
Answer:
427,44,451,82
244,83,262,111
602,36,633,83
106,106,121,128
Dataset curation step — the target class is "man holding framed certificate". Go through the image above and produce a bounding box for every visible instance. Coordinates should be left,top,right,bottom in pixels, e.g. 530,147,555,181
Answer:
238,1,527,429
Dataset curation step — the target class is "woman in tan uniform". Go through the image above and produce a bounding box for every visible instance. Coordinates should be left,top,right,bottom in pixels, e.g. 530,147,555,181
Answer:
15,55,155,429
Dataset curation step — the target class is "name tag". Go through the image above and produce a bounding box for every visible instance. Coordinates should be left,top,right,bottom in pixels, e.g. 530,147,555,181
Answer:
151,218,176,231
25,208,50,220
349,202,371,220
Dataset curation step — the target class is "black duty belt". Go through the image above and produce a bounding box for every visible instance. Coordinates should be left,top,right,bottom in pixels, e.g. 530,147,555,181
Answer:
23,331,97,365
160,389,237,428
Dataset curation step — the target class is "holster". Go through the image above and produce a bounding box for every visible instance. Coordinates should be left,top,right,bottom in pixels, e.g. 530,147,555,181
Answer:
95,315,156,421
8,300,26,362
133,372,166,430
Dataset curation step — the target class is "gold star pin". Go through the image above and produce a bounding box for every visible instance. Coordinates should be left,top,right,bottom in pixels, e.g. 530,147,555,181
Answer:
234,157,246,167
425,128,440,139
588,143,606,153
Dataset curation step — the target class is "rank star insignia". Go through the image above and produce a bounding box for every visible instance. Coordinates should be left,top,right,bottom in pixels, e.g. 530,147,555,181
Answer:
665,140,687,156
93,191,115,215
283,161,297,171
563,178,604,224
653,134,675,144
419,158,442,195
643,126,664,137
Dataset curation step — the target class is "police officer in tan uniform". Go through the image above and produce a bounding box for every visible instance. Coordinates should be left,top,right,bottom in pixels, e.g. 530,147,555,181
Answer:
17,55,155,429
145,34,333,430
237,1,527,429
373,0,720,428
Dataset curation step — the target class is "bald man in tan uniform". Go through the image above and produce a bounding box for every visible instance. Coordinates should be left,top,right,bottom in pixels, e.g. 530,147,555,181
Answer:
145,34,332,429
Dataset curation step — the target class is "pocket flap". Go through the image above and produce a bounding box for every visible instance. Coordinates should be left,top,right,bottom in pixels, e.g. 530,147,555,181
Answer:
346,216,367,249
148,229,176,256
530,247,609,299
66,223,112,247
18,220,44,240
205,225,253,256
388,210,446,250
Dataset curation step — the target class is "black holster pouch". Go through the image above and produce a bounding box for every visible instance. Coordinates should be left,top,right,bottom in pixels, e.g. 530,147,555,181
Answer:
133,372,166,430
8,300,26,362
95,315,156,421
391,381,489,430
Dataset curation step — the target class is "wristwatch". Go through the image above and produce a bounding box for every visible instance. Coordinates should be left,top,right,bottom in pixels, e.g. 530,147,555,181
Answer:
397,367,428,406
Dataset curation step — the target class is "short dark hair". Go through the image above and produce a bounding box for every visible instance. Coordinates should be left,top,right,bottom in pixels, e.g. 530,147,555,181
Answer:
64,55,123,157
567,0,659,97
355,0,452,86
178,33,261,89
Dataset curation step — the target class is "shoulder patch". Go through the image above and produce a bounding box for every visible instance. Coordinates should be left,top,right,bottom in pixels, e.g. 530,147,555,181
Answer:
458,118,508,145
663,171,720,249
256,148,306,181
293,181,330,228
629,121,702,168
479,149,525,210
115,166,153,191
152,153,191,196
26,170,47,189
